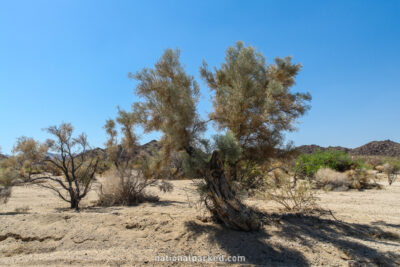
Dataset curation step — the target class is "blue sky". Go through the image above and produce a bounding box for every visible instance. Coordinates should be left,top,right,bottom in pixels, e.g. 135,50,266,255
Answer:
1,0,399,154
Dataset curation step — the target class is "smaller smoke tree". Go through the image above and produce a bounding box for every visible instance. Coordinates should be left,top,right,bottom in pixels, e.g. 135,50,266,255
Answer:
11,123,99,210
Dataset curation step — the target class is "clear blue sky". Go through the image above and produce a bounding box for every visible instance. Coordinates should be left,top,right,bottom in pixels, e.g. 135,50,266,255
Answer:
1,0,399,154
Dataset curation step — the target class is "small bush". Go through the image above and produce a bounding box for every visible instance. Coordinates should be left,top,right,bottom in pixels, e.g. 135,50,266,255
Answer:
158,180,174,193
264,171,317,212
345,169,376,189
97,169,159,207
234,160,264,193
384,162,400,185
296,150,364,178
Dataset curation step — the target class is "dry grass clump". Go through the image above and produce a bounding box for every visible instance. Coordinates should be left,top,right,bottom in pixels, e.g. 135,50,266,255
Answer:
315,168,379,191
97,169,159,206
315,168,350,191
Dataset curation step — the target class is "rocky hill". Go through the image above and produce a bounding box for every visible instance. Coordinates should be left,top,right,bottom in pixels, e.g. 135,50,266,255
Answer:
296,145,350,154
351,140,400,157
297,140,400,157
96,139,400,158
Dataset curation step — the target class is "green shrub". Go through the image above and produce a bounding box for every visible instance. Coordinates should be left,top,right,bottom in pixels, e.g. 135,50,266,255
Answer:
296,150,363,178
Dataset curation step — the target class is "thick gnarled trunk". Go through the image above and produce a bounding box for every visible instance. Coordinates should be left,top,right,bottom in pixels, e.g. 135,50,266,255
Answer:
204,151,261,231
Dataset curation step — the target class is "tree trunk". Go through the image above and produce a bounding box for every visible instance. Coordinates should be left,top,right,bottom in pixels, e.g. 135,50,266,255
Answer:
70,193,80,211
204,151,261,231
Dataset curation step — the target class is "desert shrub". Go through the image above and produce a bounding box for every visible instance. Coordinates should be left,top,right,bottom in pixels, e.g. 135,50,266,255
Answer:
258,168,317,212
346,169,379,189
263,171,317,212
314,167,379,191
97,155,175,207
315,168,350,191
158,180,174,193
99,115,170,207
296,150,363,178
233,160,263,193
97,169,159,206
383,162,400,185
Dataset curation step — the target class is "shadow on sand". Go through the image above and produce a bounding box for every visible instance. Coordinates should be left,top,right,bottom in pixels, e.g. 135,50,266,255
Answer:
53,200,186,213
185,212,400,266
185,220,308,266
0,211,30,216
371,220,400,229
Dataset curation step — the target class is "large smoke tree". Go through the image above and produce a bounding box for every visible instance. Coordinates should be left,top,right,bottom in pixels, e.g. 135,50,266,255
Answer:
125,42,311,231
200,42,311,162
200,42,311,189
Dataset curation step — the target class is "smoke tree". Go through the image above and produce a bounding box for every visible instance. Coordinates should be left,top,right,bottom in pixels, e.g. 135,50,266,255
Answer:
201,42,311,162
121,42,311,231
10,123,99,210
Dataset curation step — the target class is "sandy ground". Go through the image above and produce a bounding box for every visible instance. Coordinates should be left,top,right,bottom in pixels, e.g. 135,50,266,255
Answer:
0,177,399,266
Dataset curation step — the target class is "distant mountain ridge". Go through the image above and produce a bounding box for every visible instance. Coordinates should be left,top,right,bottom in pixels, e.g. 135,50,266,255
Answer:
2,140,399,161
296,145,350,154
137,140,400,157
297,140,400,157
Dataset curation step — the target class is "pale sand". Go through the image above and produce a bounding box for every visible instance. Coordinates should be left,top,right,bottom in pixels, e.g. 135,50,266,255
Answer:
0,177,399,266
